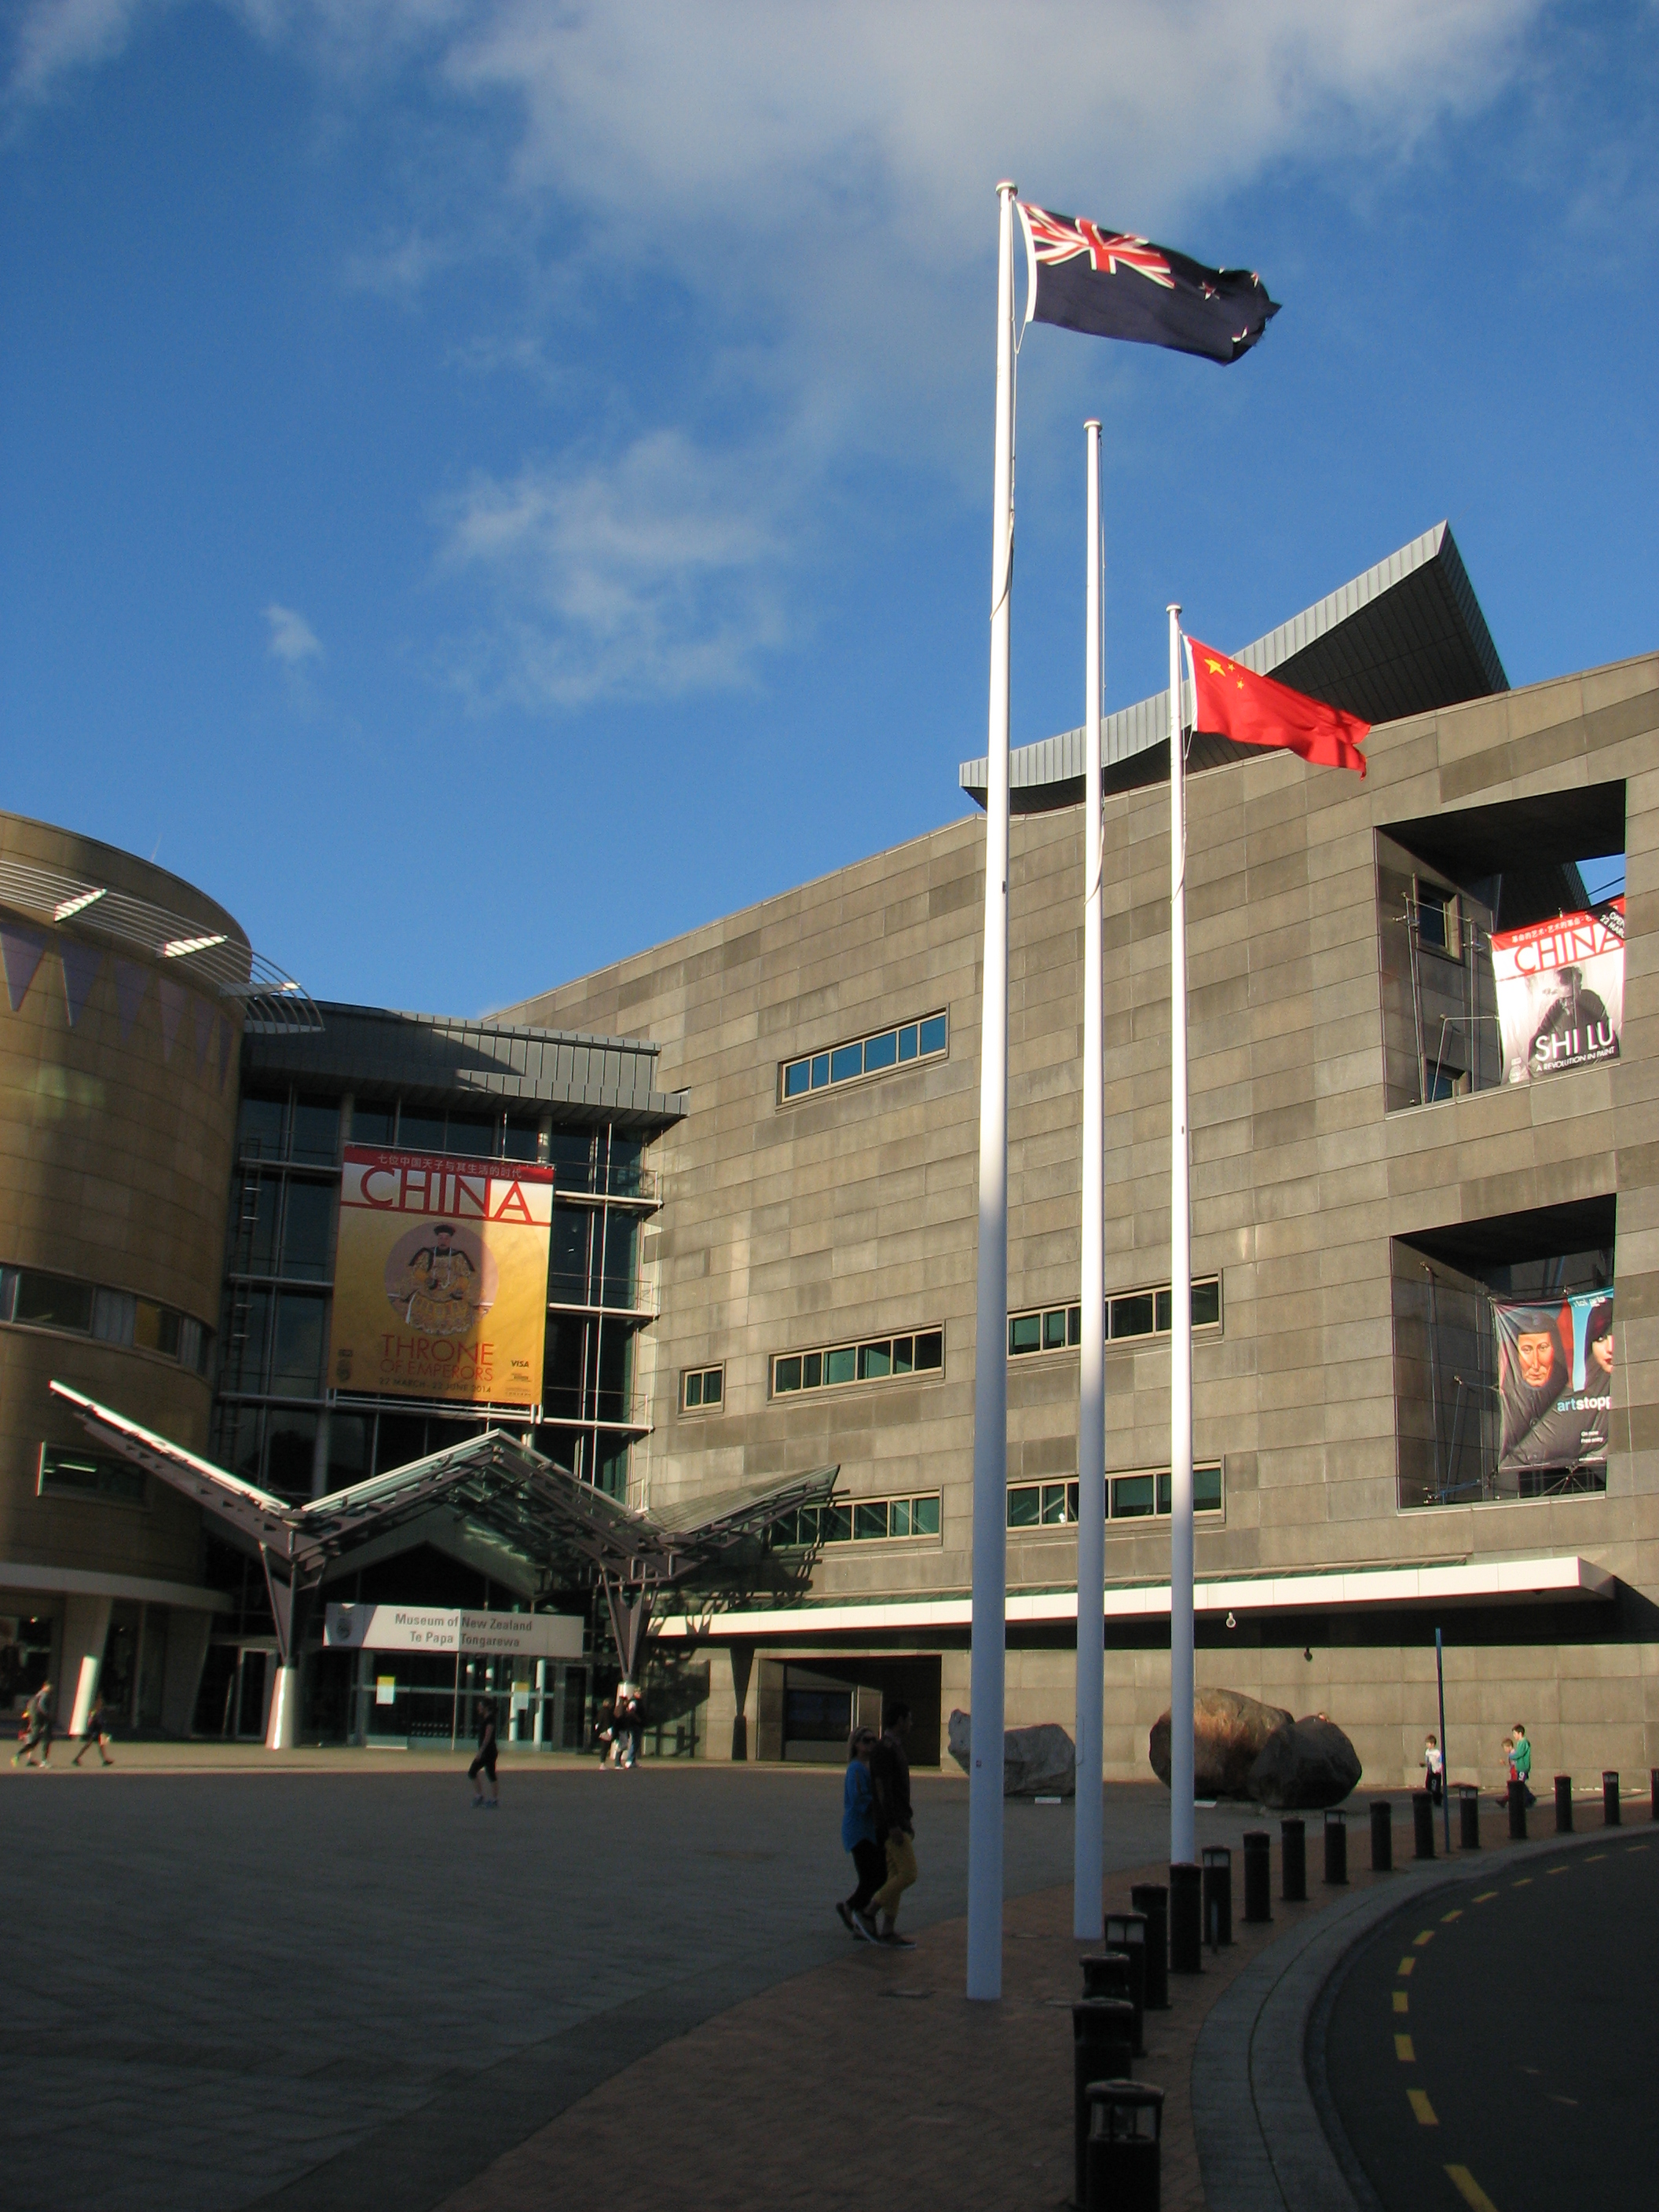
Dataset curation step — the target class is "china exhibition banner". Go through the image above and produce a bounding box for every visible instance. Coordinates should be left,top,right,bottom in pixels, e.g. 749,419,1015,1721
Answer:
328,1147,557,1408
1491,899,1624,1084
1494,1289,1614,1474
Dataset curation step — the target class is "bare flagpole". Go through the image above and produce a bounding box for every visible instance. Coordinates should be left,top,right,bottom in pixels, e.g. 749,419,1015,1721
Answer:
968,178,1018,2003
1167,604,1196,1870
1074,418,1106,1940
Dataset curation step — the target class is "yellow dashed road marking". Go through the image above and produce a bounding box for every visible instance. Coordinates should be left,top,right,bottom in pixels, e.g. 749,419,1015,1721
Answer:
1626,1844,1648,1853
1511,1877,1533,1888
1395,2034,1415,2062
1474,1890,1498,1903
1408,2089,1438,2126
1393,1990,1409,2014
1547,1866,1569,1877
1441,1907,1463,1921
1585,1853,1606,1863
1548,2093,1579,2107
1414,1929,1436,1946
1446,2164,1500,2211
1398,1956,1416,1976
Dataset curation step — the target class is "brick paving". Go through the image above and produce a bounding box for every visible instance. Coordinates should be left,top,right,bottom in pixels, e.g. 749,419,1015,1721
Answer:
438,1796,1533,2212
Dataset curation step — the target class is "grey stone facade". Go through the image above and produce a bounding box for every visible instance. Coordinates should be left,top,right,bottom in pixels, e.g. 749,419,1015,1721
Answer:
498,650,1659,1790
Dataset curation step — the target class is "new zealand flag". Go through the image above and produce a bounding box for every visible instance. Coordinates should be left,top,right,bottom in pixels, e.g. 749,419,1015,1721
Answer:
1018,203,1278,364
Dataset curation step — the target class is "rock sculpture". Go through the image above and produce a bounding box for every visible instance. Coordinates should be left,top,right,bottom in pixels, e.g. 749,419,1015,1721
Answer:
1245,1714,1362,1809
1148,1687,1293,1798
947,1709,1076,1797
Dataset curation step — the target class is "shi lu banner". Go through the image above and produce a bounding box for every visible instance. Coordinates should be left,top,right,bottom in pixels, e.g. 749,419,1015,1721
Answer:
1491,899,1624,1084
1495,1289,1614,1475
328,1148,557,1408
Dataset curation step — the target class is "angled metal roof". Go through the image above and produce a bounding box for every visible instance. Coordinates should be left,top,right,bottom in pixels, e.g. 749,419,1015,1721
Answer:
50,1382,831,1595
960,522,1508,815
242,1000,687,1130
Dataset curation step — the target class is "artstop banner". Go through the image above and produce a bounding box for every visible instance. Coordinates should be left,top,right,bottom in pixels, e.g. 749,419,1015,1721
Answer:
1494,1289,1614,1475
328,1148,557,1408
1491,899,1624,1084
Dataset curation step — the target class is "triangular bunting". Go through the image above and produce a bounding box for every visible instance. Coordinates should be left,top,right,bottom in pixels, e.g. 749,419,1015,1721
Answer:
115,960,150,1041
158,977,188,1061
1,925,48,1014
60,942,104,1028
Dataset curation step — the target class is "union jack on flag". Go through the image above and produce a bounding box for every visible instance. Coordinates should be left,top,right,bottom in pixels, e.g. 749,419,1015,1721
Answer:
1016,200,1278,366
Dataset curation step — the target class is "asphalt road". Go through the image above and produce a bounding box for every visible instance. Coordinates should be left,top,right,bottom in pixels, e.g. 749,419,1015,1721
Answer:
1321,1829,1659,2211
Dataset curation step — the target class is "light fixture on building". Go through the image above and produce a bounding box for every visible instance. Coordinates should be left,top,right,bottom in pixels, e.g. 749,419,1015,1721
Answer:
1224,1611,1236,1629
1303,1646,1313,1661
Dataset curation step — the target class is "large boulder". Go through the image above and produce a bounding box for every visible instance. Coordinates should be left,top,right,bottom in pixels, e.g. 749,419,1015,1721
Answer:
1246,1715,1362,1810
947,1709,1076,1797
1148,1688,1293,1799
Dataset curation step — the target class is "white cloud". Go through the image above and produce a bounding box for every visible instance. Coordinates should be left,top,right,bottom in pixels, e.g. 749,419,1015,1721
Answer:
266,602,323,665
11,1,1552,702
437,428,790,707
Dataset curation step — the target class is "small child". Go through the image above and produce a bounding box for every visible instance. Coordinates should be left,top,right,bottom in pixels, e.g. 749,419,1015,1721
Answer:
1422,1733,1444,1804
72,1693,115,1767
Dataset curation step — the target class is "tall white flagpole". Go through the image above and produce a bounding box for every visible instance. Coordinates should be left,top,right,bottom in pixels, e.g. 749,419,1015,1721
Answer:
968,178,1018,2003
1074,418,1106,1940
1167,605,1196,1870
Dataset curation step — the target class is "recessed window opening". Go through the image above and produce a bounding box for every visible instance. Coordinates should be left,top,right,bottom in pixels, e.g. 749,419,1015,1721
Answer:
1009,1277,1221,1357
0,1264,211,1375
780,1011,947,1104
1005,1463,1223,1529
681,1364,724,1413
772,1492,942,1547
772,1328,943,1397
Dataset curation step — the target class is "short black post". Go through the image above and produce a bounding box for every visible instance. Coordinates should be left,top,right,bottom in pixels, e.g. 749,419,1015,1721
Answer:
1458,1784,1481,1851
1323,1807,1348,1885
1083,2079,1163,2212
1169,1862,1203,1973
1071,2000,1135,2210
1651,1768,1658,1822
1242,1829,1273,1921
1369,1799,1393,1872
1603,1770,1621,1827
1555,1774,1573,1834
1082,1951,1132,2003
1130,1884,1169,2011
1280,1817,1306,1902
1507,1778,1528,1840
1201,1845,1232,1948
1412,1790,1435,1860
1102,1913,1148,2052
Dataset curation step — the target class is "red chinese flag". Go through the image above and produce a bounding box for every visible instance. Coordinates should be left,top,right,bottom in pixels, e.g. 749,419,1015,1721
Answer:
1188,638,1369,776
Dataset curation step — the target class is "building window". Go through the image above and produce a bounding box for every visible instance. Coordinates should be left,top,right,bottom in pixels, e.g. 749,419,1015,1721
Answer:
1006,1463,1223,1528
1413,881,1463,958
772,1328,943,1397
0,1264,211,1375
773,1492,941,1547
779,1011,948,1104
1008,1277,1221,1357
37,1446,148,1509
681,1364,724,1413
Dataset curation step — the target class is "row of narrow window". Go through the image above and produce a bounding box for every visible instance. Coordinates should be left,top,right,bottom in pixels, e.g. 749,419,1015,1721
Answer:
1007,1465,1224,1528
771,1493,942,1547
780,1012,948,1101
772,1329,944,1397
0,1263,211,1375
1010,1278,1221,1356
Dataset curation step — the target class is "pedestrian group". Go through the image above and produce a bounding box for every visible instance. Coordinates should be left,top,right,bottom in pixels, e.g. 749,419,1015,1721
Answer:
837,1697,919,1948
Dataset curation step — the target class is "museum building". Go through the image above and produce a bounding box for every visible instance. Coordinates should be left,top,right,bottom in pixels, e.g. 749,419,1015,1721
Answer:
2,521,1655,1783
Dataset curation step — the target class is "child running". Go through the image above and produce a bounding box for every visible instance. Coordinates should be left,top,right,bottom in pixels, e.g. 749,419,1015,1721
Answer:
835,1727,883,1942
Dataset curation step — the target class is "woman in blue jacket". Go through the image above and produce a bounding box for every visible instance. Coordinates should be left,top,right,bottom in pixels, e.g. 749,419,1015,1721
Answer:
837,1727,884,1941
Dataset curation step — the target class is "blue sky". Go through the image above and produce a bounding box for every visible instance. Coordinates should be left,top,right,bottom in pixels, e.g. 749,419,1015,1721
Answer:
2,2,1654,1014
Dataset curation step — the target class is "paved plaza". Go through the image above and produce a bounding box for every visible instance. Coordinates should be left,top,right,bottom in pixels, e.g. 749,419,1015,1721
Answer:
0,1753,1276,2212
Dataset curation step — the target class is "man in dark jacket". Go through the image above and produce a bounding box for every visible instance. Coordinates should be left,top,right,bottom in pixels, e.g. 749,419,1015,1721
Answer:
869,1699,917,1948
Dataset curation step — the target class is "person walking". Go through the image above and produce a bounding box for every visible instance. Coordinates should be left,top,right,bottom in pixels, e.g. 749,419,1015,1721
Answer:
467,1697,500,1808
1511,1720,1535,1807
1422,1733,1445,1805
13,1681,53,1768
869,1698,919,1949
72,1692,114,1767
836,1727,884,1942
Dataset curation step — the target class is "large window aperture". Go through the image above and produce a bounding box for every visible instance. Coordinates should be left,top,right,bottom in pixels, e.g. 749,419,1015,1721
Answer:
779,1012,947,1104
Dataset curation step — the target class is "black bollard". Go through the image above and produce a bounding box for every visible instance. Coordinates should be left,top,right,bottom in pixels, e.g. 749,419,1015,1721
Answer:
1370,1799,1393,1873
1130,1884,1170,2011
1083,2079,1164,2212
1555,1775,1573,1834
1323,1808,1348,1885
1458,1784,1481,1851
1072,2000,1135,2210
1281,1817,1306,1902
1604,1770,1621,1827
1652,1768,1658,1823
1169,1862,1203,1974
1507,1778,1528,1840
1242,1829,1273,1921
1201,1845,1233,1948
1412,1790,1436,1860
1102,1913,1148,2052
1082,1951,1133,2004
